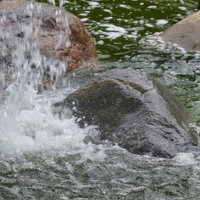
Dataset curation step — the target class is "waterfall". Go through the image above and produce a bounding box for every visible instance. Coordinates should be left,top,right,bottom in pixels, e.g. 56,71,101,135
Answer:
0,0,81,159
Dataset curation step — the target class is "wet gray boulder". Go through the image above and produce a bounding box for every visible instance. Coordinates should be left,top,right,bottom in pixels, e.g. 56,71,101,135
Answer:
54,69,198,158
161,11,200,51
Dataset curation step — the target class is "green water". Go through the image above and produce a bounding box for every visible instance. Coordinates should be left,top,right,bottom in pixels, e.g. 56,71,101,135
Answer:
38,0,200,122
1,0,200,199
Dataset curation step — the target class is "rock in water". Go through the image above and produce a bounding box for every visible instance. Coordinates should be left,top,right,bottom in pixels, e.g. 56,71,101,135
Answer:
0,0,98,72
161,11,200,51
53,69,198,158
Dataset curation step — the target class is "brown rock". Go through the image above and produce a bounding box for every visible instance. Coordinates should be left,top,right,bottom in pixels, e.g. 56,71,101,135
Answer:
160,11,200,51
0,0,98,72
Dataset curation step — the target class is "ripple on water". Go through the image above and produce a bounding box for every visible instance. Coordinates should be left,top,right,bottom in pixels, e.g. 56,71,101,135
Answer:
0,0,200,199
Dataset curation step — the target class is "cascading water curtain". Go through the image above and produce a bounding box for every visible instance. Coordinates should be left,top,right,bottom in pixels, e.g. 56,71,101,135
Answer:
0,0,73,155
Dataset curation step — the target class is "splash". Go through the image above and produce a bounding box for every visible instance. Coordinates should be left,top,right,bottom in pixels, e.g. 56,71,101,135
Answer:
0,0,94,160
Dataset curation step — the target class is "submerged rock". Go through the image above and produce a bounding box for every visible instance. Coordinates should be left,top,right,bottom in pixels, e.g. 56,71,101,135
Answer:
53,68,198,158
161,11,200,51
0,0,98,72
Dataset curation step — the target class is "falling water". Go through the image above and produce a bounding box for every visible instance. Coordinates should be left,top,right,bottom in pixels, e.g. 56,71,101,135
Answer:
1,0,200,199
0,0,86,159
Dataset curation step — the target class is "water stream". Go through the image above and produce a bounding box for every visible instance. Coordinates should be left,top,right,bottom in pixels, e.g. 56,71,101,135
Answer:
1,0,200,199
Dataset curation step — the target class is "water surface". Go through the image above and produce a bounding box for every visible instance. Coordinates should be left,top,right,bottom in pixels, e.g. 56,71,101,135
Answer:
1,0,200,199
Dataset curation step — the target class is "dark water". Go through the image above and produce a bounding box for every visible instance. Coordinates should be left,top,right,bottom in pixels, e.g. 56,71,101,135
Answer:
1,0,200,199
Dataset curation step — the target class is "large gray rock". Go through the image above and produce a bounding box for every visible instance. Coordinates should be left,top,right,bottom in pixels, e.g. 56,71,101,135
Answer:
53,69,198,158
161,11,200,51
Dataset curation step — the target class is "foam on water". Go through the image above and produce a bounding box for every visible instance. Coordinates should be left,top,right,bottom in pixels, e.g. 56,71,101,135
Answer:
99,24,127,39
0,79,109,164
156,19,169,26
88,1,99,8
1,0,200,198
179,6,187,11
139,32,187,55
173,152,197,165
147,6,157,9
0,0,107,164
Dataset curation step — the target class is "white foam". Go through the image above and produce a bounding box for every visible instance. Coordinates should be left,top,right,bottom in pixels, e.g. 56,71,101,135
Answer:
81,18,89,22
145,23,154,27
100,24,127,39
156,19,168,26
179,6,187,11
88,2,99,8
0,83,108,163
97,40,104,45
147,6,157,9
0,1,106,162
127,33,138,39
103,9,112,14
119,4,131,9
104,17,113,20
173,153,197,165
